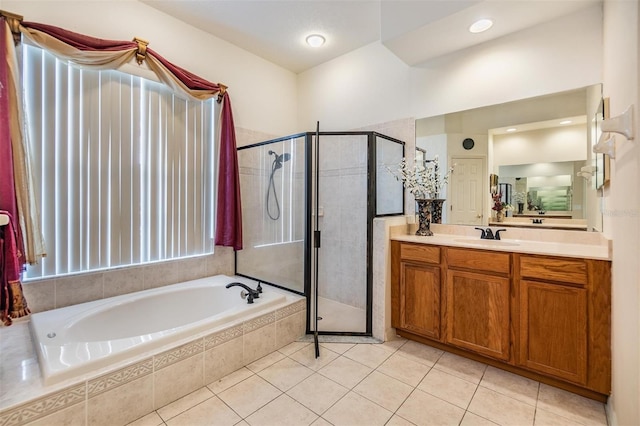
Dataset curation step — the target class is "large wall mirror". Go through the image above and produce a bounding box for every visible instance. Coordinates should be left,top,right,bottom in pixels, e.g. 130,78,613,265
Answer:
416,84,603,231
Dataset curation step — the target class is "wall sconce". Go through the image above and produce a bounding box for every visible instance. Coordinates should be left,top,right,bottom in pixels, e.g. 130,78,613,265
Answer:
593,104,635,159
577,165,596,181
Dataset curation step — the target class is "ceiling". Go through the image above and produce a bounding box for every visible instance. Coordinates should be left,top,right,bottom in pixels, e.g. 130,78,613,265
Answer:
141,0,600,73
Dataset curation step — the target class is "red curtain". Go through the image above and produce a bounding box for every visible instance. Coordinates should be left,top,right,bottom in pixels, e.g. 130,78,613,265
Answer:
19,21,243,250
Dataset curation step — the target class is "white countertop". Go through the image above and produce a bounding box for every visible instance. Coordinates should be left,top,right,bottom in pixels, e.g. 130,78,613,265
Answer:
392,230,611,261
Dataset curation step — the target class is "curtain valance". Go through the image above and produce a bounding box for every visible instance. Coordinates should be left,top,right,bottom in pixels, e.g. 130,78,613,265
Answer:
2,15,243,255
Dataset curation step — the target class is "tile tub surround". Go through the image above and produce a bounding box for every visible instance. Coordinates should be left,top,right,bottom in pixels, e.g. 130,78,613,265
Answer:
21,248,235,314
0,297,306,426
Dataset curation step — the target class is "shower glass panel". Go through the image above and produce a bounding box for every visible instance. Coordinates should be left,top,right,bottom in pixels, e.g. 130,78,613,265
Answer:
235,135,307,294
376,135,405,216
315,134,368,333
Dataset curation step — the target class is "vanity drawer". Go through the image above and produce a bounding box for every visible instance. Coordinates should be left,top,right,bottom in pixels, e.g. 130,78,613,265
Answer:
400,243,441,264
447,247,510,275
519,255,587,286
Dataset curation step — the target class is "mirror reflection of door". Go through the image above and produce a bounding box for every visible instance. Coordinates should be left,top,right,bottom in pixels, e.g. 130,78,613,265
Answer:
450,157,484,225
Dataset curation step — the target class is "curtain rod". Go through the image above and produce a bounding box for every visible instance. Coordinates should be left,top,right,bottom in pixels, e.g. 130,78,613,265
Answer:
0,10,23,45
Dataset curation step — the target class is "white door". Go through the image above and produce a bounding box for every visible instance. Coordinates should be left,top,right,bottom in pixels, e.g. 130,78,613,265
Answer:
449,157,485,225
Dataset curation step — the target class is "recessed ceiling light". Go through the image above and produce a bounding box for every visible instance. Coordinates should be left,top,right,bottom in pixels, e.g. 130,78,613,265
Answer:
306,34,326,47
506,128,517,132
469,19,493,34
560,120,572,125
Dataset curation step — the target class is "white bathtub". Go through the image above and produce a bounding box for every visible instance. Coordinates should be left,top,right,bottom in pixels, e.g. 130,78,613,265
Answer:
30,275,288,385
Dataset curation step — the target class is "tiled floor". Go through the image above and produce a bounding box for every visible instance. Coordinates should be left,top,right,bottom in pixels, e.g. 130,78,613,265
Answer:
127,339,608,426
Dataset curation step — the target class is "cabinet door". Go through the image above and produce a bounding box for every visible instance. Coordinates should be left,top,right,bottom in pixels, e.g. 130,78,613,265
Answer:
519,280,587,385
399,262,441,340
446,270,510,361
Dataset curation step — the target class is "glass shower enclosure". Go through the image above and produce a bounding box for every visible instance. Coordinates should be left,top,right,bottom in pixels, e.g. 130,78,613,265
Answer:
236,131,404,336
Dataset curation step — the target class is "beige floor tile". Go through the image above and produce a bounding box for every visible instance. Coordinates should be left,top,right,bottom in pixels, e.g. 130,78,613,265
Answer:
536,384,607,426
397,389,465,426
290,344,340,371
126,412,164,426
217,375,282,418
312,417,334,426
377,353,431,387
480,366,539,406
287,373,349,415
258,357,314,391
433,352,487,384
279,341,311,356
207,367,254,394
377,338,407,353
395,340,444,367
353,370,413,412
320,342,355,354
323,391,393,426
386,414,417,425
342,344,392,369
534,408,583,426
318,355,373,389
245,394,318,426
165,396,241,426
460,412,500,426
247,350,286,373
467,386,535,426
157,387,215,421
418,368,478,409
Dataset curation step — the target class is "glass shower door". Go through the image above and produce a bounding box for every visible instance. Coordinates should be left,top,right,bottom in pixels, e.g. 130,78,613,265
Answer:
314,134,369,334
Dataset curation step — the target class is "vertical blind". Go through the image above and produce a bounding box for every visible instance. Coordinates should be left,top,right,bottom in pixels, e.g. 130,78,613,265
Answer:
22,44,216,279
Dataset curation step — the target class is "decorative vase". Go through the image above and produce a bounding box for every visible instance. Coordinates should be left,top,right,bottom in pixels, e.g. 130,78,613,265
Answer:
430,199,446,224
517,202,524,215
496,211,505,222
415,199,433,236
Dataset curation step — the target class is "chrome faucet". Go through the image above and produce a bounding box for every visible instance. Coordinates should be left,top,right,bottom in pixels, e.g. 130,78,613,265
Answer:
225,282,262,304
475,227,507,240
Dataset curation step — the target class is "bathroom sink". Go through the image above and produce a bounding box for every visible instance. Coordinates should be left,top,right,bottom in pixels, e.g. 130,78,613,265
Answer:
454,238,520,247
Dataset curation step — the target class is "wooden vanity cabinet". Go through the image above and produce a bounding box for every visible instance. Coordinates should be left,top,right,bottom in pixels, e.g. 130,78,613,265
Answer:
445,248,512,361
391,242,442,340
391,240,611,399
517,255,611,394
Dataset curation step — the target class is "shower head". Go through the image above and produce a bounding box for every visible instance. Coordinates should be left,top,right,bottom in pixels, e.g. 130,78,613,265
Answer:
268,150,291,166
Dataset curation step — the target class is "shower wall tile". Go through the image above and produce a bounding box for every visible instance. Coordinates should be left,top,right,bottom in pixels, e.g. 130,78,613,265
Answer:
204,337,244,383
55,272,103,308
154,352,205,409
21,279,55,314
88,374,154,426
103,266,144,298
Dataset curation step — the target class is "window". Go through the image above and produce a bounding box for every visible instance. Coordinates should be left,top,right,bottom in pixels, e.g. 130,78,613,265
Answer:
22,45,216,279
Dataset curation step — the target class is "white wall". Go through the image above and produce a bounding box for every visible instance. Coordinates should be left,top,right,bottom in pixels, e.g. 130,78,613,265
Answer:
602,1,640,425
4,0,298,136
493,125,588,166
299,5,603,131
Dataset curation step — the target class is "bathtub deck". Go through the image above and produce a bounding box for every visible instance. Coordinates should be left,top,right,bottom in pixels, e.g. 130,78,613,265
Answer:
0,292,306,426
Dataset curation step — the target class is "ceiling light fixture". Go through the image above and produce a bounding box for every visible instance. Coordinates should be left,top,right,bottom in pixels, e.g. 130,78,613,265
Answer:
506,128,517,132
560,120,572,125
306,34,326,48
469,19,493,34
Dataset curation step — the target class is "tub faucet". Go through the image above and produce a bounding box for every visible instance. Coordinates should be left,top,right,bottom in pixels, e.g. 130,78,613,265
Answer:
225,282,260,304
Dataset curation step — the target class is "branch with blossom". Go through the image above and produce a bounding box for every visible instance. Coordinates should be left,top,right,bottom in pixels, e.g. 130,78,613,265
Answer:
388,156,453,199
